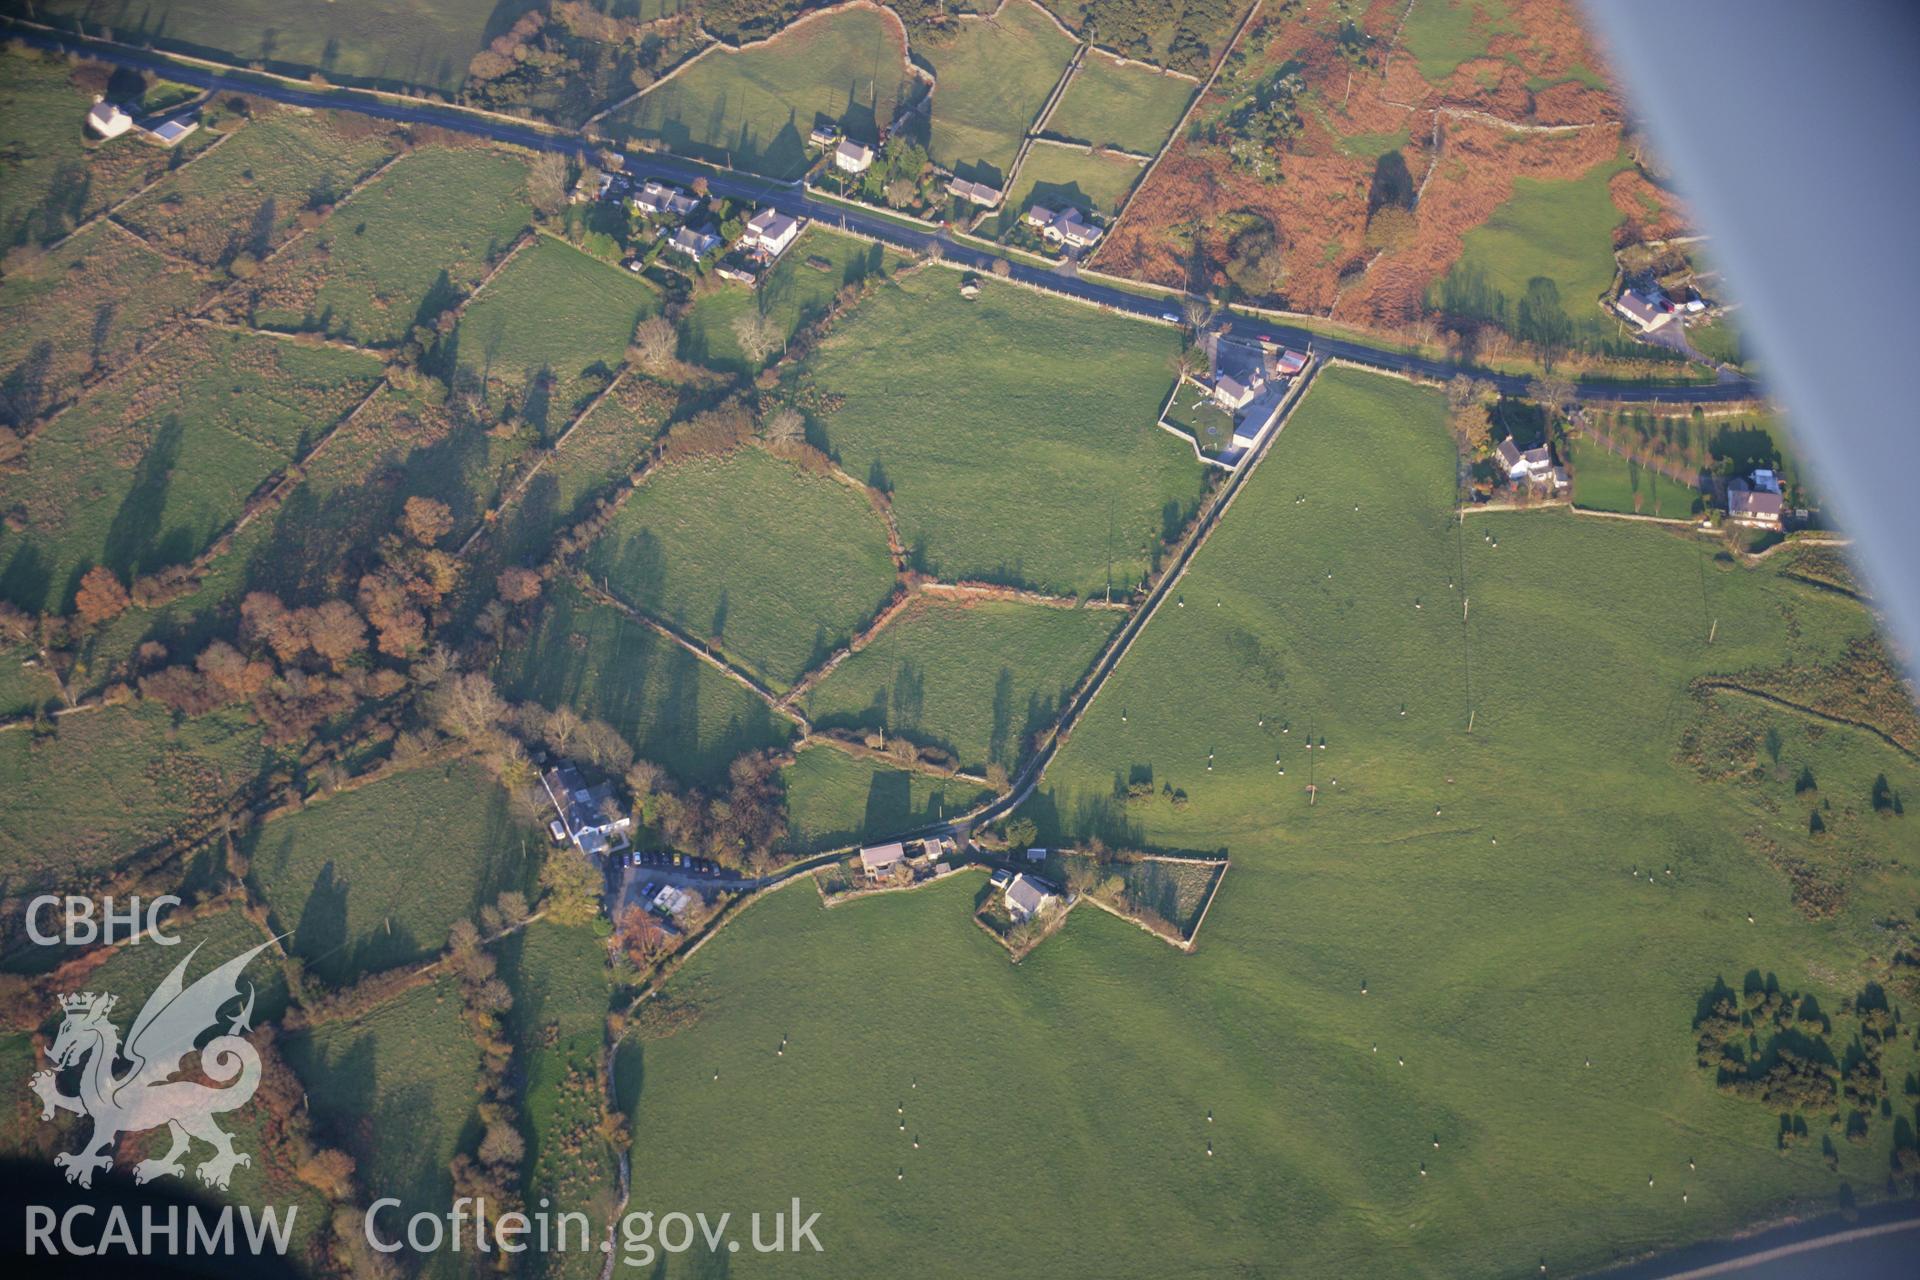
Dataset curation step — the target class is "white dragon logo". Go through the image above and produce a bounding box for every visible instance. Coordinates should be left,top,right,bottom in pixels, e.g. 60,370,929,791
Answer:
29,939,273,1191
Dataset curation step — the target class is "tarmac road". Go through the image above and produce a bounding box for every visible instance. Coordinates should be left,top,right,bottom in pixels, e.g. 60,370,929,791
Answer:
8,21,1762,406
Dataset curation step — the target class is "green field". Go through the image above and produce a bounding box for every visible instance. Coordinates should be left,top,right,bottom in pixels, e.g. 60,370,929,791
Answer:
780,744,994,853
0,702,274,894
247,759,535,986
499,920,616,1280
997,143,1144,227
251,146,532,344
1436,154,1629,320
585,447,898,690
678,227,897,374
922,0,1077,183
1045,52,1195,154
1160,377,1235,453
119,108,401,266
0,329,383,614
802,596,1117,771
86,903,292,1024
1567,435,1694,518
804,270,1203,597
615,367,1917,1277
0,47,219,249
493,583,795,788
0,221,204,424
1688,313,1748,367
34,0,535,93
283,979,483,1264
605,6,916,180
1398,0,1515,85
454,235,660,419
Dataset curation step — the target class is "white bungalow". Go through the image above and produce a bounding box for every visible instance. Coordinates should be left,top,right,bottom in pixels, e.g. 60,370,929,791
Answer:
86,98,133,140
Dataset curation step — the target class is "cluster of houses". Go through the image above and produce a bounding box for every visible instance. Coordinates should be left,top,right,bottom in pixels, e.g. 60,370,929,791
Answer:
1493,436,1570,494
1614,281,1708,333
84,96,200,148
858,837,958,884
1176,332,1311,465
595,172,803,285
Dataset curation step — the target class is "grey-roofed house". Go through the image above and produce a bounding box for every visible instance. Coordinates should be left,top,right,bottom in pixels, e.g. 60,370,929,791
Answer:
1614,287,1672,332
1494,436,1526,479
541,764,632,857
1726,477,1785,527
1004,874,1057,924
666,225,721,260
742,207,801,257
860,841,907,880
834,138,874,174
631,181,701,218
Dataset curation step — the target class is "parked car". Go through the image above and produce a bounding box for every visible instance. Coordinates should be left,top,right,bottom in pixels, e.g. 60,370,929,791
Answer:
548,819,568,845
640,882,657,900
1160,311,1180,324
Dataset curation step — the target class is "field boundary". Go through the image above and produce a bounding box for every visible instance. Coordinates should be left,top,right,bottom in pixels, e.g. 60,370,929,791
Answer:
1690,681,1917,763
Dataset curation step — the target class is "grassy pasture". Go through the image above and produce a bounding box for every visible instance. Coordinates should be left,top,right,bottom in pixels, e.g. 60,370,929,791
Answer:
1399,0,1515,85
677,227,898,374
1688,314,1747,367
585,447,898,690
33,0,535,93
498,920,616,1280
922,0,1077,183
454,235,660,419
0,48,219,249
1046,52,1195,154
246,759,534,986
0,702,274,893
86,903,291,1025
617,366,1917,1277
802,596,1117,771
605,6,916,180
997,144,1143,228
282,979,483,1267
0,221,203,424
1437,154,1628,317
119,108,402,266
0,328,383,614
779,746,994,852
1567,436,1691,518
804,270,1203,597
493,583,795,788
250,146,532,345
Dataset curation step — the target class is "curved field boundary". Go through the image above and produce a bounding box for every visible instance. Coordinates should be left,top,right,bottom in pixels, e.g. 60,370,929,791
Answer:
583,0,933,130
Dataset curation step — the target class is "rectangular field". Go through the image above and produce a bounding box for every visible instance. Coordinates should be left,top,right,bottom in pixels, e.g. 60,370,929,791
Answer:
604,6,917,180
1046,51,1195,154
0,329,383,614
453,235,661,419
801,595,1118,772
248,147,532,345
1567,435,1692,518
584,447,899,690
0,222,204,426
779,745,994,853
33,0,531,93
922,0,1077,183
998,143,1144,225
119,107,403,266
492,583,795,788
246,759,536,986
802,270,1204,597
